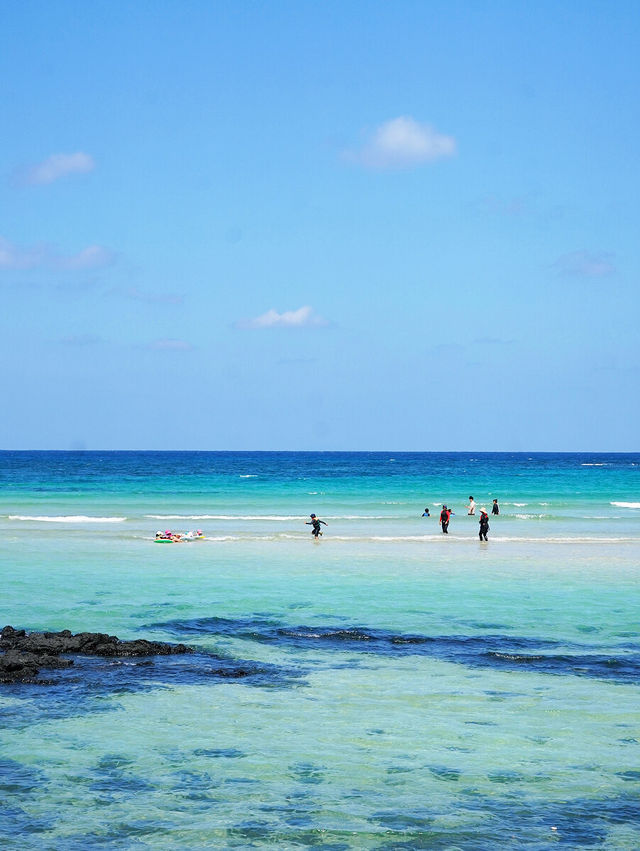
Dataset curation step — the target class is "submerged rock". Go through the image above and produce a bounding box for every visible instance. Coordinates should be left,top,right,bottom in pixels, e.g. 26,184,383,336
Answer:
0,625,192,683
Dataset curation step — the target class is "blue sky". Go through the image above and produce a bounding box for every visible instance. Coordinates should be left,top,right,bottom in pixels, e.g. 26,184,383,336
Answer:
1,0,638,450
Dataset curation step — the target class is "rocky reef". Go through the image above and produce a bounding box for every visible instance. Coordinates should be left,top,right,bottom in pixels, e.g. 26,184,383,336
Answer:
0,625,192,683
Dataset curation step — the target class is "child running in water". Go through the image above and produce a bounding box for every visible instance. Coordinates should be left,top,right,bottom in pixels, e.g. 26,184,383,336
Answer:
306,513,328,538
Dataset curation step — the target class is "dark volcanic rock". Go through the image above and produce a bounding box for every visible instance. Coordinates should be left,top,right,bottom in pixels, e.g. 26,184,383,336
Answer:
0,625,192,683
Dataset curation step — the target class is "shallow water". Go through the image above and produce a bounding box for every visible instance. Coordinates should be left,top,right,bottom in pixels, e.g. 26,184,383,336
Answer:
1,452,639,848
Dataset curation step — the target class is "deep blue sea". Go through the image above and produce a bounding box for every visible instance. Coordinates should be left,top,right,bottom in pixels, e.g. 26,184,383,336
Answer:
1,452,639,849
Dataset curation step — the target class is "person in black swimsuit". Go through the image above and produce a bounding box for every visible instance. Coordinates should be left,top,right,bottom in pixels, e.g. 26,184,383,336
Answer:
479,509,490,541
306,513,328,538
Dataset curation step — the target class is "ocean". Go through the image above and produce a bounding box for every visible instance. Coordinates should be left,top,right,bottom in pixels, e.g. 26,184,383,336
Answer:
1,451,639,849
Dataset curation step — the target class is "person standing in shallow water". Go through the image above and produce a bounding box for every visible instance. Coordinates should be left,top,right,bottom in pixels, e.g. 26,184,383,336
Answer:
467,496,476,515
306,513,327,538
440,505,451,534
479,509,490,541
492,499,500,515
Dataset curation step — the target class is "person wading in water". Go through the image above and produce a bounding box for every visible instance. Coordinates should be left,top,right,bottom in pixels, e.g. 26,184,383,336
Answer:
479,508,490,541
306,513,328,538
440,506,451,534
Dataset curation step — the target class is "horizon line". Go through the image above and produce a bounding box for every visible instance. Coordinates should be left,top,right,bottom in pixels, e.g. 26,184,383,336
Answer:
0,448,637,455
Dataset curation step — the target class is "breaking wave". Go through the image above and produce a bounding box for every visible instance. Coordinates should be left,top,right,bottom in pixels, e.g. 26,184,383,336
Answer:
145,514,391,521
8,515,126,523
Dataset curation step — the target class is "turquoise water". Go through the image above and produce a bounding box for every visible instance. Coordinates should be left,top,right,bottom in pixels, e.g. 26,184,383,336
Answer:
1,452,639,849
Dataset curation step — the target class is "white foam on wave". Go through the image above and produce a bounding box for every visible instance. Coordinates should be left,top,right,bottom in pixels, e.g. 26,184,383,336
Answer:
490,536,637,544
590,515,620,520
202,534,271,542
146,514,304,521
611,502,640,509
369,535,441,542
203,535,240,542
335,515,391,520
152,532,639,545
327,534,469,542
145,514,393,521
146,514,221,520
515,513,546,520
239,474,257,478
8,515,126,523
582,463,607,466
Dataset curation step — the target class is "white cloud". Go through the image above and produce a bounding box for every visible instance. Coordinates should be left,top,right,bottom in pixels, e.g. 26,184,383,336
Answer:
346,116,456,169
0,236,114,271
24,152,95,185
236,305,328,329
554,250,615,277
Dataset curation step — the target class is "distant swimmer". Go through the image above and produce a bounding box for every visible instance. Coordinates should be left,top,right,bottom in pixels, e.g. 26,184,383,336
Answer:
422,507,430,517
467,496,476,515
492,499,500,515
440,505,451,534
479,509,489,541
306,513,328,538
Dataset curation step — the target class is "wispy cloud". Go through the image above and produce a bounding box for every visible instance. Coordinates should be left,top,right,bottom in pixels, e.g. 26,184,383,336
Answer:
345,116,456,170
111,286,184,305
59,245,114,270
278,356,317,365
0,237,41,270
473,336,514,346
0,236,115,271
146,338,195,351
56,334,104,346
235,305,328,329
21,152,96,186
477,194,527,217
553,250,615,277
